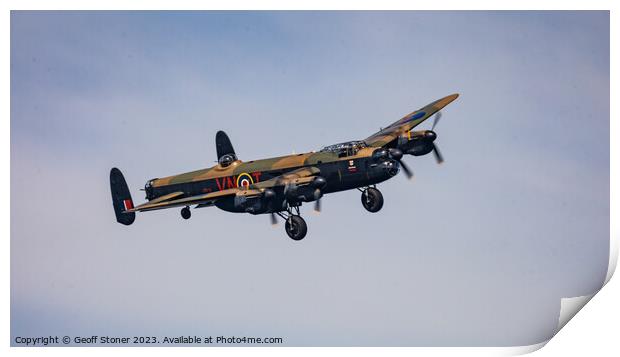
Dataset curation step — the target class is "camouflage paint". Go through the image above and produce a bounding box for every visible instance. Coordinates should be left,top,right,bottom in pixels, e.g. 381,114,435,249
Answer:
125,94,459,213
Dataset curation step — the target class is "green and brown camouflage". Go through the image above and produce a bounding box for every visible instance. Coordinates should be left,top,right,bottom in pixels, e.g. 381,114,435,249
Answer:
110,93,459,239
364,93,459,147
151,151,333,187
150,93,458,189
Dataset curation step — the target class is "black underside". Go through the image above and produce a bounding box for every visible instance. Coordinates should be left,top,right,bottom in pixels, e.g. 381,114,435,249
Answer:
149,156,396,215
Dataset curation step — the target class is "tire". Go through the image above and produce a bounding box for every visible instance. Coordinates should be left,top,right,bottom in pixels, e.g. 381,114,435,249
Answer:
285,215,307,241
361,187,384,213
181,206,191,220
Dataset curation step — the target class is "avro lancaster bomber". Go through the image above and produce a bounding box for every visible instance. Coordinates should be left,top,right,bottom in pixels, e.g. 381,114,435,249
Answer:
110,94,459,240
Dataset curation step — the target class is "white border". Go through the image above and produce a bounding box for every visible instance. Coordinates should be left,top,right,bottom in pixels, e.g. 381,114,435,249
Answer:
1,0,618,10
3,1,617,356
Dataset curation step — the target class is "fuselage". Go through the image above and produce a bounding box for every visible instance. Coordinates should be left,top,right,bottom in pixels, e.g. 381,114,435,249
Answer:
145,145,398,213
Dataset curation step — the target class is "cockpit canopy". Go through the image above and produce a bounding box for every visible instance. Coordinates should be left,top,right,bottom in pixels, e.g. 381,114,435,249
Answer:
320,140,367,158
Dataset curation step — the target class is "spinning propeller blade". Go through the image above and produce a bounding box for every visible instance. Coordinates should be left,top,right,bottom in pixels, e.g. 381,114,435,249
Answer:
431,111,445,164
398,159,414,180
432,144,444,164
314,198,322,213
270,213,278,226
431,111,442,131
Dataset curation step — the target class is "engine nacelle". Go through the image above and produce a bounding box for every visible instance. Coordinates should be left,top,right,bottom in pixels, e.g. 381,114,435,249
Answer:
217,189,276,214
284,176,326,204
398,130,437,156
372,148,389,161
372,148,403,161
404,141,434,156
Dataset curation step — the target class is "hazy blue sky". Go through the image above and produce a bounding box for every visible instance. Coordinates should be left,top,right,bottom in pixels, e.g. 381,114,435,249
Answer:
11,11,609,346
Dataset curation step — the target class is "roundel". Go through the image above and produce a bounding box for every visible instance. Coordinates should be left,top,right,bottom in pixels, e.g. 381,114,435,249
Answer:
399,111,426,125
410,111,426,121
236,173,254,188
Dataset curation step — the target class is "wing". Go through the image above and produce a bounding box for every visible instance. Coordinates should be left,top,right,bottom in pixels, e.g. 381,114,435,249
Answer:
364,93,459,147
126,187,262,212
124,167,321,213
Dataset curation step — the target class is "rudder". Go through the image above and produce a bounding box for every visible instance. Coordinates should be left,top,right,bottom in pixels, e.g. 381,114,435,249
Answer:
110,167,136,225
216,130,237,161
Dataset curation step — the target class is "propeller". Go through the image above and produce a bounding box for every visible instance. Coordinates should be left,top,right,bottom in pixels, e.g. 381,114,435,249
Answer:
313,188,323,213
432,143,444,164
431,111,442,130
388,148,414,180
431,111,445,164
399,159,414,180
314,198,321,213
270,212,278,226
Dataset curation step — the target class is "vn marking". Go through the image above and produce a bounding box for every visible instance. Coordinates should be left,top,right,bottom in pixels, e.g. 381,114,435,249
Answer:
215,172,262,190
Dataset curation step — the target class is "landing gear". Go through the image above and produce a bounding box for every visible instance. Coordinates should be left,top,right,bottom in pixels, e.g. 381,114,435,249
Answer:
181,206,191,219
275,205,307,241
285,215,307,241
361,187,384,213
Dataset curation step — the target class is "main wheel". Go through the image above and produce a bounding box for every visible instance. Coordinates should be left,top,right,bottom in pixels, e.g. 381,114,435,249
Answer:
181,206,191,219
361,187,384,213
285,215,307,241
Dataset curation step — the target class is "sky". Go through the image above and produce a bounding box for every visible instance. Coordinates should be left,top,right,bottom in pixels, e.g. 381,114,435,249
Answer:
10,11,609,346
